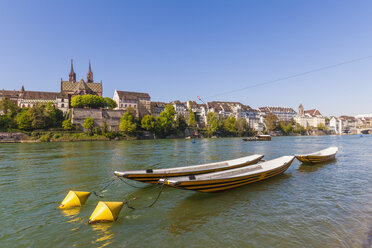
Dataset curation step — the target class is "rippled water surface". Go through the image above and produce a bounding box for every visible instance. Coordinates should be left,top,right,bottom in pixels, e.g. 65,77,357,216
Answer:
1,135,372,247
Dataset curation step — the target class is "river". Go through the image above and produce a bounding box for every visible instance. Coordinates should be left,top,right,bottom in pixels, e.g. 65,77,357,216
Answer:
1,135,372,247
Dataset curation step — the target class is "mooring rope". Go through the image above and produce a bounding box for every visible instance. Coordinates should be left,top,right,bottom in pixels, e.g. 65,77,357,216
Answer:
91,178,116,198
117,177,146,189
121,183,165,210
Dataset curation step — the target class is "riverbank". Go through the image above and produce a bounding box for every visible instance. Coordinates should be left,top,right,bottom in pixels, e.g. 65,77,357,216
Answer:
0,131,111,143
0,130,346,143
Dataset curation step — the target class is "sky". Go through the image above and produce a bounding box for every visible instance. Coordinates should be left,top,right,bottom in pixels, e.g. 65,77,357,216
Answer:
0,0,371,116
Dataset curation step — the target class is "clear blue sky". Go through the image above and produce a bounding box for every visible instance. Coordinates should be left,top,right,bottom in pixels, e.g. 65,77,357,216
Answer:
0,0,371,116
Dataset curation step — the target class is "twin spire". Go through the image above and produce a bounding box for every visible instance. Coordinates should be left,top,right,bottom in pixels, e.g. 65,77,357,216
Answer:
69,59,93,83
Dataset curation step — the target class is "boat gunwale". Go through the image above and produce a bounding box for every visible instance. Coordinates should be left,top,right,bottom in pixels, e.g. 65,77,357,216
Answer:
162,156,295,186
114,154,264,177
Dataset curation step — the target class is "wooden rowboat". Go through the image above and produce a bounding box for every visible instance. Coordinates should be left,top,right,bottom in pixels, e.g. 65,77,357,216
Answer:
159,156,295,193
296,147,338,164
114,154,264,184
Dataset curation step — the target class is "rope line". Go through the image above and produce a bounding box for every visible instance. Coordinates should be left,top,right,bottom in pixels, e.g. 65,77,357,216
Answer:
117,177,148,189
203,55,372,99
91,178,116,198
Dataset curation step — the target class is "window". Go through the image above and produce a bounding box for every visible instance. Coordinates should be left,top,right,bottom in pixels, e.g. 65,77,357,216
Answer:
125,104,127,107
134,105,136,108
61,104,64,108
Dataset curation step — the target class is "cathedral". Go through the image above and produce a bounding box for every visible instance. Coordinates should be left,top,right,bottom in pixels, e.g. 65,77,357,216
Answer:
0,60,103,113
60,60,103,98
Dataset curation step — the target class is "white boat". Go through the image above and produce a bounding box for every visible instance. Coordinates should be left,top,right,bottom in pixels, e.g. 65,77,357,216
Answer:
296,147,338,164
114,154,264,184
159,156,295,192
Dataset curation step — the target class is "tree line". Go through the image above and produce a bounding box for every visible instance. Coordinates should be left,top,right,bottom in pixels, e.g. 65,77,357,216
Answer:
116,104,256,138
0,98,64,131
3,95,326,138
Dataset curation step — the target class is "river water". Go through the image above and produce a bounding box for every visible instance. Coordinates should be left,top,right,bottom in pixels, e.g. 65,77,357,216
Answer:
1,135,372,247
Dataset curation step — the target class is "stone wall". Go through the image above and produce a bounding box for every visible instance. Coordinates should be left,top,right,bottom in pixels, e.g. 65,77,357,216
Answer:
71,108,126,131
0,132,28,142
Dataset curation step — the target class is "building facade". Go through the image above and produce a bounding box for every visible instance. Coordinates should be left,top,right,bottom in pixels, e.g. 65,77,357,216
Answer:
258,106,297,122
113,90,151,117
294,104,325,128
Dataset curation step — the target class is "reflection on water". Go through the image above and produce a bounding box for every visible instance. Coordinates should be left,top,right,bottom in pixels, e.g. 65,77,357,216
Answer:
2,136,372,247
167,173,293,236
297,159,338,173
92,224,114,248
62,208,81,223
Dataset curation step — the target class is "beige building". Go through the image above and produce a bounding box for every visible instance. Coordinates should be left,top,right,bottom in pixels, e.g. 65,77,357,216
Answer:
294,104,325,128
113,90,151,117
258,106,297,122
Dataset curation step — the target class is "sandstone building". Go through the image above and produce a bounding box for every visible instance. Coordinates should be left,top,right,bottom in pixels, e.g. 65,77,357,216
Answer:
113,90,151,117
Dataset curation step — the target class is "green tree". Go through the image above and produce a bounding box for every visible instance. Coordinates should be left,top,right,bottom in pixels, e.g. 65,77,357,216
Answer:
28,105,48,130
0,115,16,130
62,119,73,130
45,103,64,128
101,119,108,134
206,112,221,137
293,123,306,135
279,121,293,135
264,112,278,132
120,108,137,135
15,110,32,131
71,95,105,109
235,118,255,136
317,123,328,131
0,97,18,116
70,95,84,108
83,116,94,135
158,104,176,136
175,114,188,135
104,97,117,110
223,115,236,136
141,114,158,138
187,102,197,127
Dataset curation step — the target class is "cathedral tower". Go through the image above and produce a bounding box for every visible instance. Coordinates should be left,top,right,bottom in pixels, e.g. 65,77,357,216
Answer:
87,60,93,83
69,59,76,82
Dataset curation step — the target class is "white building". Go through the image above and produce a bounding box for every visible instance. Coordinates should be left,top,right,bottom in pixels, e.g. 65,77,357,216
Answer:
329,116,342,134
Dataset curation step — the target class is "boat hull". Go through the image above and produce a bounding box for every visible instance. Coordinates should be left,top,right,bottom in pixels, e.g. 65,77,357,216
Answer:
115,155,264,184
296,147,338,164
296,154,336,164
164,157,295,193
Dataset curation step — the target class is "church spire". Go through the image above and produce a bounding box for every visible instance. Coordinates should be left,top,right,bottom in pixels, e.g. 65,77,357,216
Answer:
87,60,93,83
69,59,76,82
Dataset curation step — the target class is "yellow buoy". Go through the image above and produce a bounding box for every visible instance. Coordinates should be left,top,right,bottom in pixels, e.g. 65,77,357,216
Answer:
88,201,124,224
58,191,91,209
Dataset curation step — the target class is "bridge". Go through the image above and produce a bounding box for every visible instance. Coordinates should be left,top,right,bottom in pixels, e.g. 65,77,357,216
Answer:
342,128,372,134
